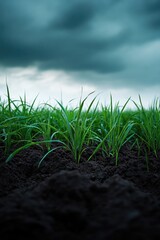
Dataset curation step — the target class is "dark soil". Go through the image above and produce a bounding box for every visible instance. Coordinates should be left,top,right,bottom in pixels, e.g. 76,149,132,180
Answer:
0,144,160,240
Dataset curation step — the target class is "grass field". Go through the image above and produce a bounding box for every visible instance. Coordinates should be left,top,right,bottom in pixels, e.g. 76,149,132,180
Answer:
0,86,160,167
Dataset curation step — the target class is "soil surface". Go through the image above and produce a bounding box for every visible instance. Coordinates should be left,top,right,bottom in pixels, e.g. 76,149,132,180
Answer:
0,144,160,240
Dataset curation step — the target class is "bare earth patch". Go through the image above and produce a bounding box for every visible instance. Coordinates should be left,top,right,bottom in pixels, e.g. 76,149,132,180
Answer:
0,145,160,240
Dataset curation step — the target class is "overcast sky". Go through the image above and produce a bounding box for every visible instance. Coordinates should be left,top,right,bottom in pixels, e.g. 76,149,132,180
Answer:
0,0,160,108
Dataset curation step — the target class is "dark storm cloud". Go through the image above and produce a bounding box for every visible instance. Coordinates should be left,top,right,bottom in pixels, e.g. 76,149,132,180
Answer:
52,2,95,30
0,0,160,85
142,1,160,30
128,0,160,38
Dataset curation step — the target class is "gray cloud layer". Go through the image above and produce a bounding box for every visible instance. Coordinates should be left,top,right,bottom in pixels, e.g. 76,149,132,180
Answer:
0,0,160,87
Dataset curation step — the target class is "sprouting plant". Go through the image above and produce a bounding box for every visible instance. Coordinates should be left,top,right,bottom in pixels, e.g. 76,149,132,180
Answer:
88,96,134,165
133,96,160,158
55,92,98,163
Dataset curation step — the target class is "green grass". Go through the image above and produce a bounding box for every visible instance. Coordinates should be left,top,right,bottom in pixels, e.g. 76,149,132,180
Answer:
88,96,135,165
133,96,160,157
0,86,160,167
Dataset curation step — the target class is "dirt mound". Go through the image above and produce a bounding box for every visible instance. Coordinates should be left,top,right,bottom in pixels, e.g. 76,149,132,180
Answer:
0,147,160,239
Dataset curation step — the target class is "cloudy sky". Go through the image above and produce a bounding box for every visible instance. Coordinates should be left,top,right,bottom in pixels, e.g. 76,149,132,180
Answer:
0,0,160,108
